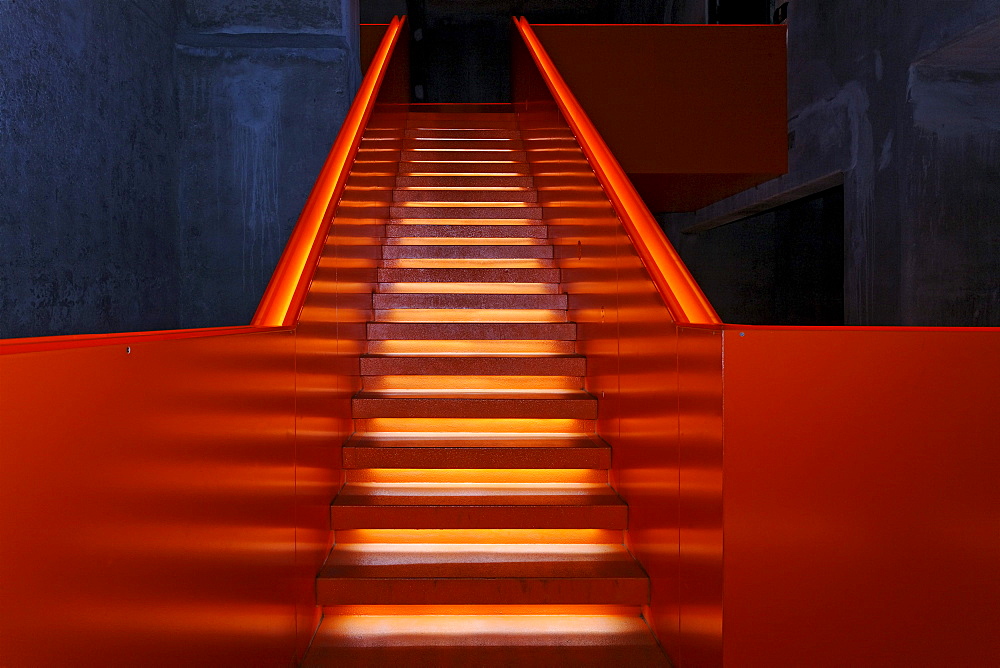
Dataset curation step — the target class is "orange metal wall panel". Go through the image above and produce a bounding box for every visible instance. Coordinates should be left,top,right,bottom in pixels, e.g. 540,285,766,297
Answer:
530,24,787,211
721,327,1000,666
0,330,300,665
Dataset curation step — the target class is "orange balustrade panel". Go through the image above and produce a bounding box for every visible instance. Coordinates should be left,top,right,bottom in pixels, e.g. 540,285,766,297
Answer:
0,330,301,665
722,326,1000,667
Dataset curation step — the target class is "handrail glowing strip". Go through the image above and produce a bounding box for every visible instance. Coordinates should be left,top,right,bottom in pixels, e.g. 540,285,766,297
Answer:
252,17,405,327
514,18,721,325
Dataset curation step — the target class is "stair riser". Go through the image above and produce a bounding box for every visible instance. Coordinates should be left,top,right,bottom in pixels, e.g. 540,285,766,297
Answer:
385,224,548,238
367,322,576,340
377,268,560,283
399,161,530,174
396,175,534,188
393,189,538,203
331,507,627,530
316,579,649,606
401,150,528,162
380,245,554,260
403,139,525,151
372,293,565,309
360,356,583,376
389,205,542,220
404,128,521,139
351,397,597,419
342,447,609,469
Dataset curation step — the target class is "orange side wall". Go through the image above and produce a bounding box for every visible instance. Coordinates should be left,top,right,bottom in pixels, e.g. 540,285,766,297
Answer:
721,326,1000,666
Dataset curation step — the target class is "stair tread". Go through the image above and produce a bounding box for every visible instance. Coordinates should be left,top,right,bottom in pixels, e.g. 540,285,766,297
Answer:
302,614,669,667
354,389,593,400
346,433,603,448
321,543,645,579
334,483,623,507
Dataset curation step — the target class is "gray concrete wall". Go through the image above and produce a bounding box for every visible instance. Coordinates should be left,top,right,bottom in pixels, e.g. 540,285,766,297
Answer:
1,0,361,338
1,1,182,338
176,1,361,328
660,0,1000,326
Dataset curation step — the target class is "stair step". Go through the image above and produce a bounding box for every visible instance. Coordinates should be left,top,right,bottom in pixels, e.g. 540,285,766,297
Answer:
366,339,577,356
396,174,535,188
360,353,583,376
372,308,567,323
381,244,553,259
372,293,565,309
404,138,525,151
301,614,670,668
386,224,547,238
367,322,576,341
393,188,538,203
351,390,597,419
389,204,542,220
331,483,626,529
408,111,516,121
342,434,609,469
404,128,521,139
399,161,531,174
400,149,528,162
316,543,649,605
377,267,560,283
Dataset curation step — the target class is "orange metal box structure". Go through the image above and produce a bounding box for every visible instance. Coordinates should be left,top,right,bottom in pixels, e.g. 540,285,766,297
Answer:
530,24,787,211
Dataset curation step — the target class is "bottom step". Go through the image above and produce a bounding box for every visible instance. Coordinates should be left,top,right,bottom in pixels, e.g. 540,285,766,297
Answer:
301,614,670,667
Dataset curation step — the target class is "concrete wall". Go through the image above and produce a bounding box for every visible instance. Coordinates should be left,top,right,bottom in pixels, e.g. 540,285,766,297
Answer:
1,1,182,338
1,0,361,338
660,0,1000,326
176,1,361,328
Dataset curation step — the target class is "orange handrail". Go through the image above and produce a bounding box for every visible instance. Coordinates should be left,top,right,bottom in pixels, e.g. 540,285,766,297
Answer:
252,17,406,327
513,18,721,326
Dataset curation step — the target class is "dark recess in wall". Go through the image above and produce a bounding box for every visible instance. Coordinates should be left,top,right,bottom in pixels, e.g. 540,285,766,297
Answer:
671,187,845,326
710,0,772,25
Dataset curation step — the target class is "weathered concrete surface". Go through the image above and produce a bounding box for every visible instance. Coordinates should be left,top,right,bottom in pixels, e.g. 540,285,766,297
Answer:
0,1,181,338
176,44,356,328
661,0,1000,326
184,0,346,33
175,0,361,328
1,0,361,337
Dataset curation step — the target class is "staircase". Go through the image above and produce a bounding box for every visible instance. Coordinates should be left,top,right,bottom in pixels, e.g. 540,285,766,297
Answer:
302,109,669,666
